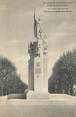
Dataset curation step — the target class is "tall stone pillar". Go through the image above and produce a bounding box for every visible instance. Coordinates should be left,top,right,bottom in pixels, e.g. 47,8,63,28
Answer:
27,12,49,99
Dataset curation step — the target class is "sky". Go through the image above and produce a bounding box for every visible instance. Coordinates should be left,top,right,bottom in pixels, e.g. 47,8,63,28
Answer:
0,0,76,84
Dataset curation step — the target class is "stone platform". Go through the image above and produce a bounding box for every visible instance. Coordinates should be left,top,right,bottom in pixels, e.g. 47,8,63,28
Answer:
27,91,50,99
0,94,76,117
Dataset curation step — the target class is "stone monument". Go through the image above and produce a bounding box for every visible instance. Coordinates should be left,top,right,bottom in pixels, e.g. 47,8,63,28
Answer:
27,12,50,99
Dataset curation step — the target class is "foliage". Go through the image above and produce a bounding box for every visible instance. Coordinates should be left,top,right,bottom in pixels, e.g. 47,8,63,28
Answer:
48,49,76,95
0,56,27,96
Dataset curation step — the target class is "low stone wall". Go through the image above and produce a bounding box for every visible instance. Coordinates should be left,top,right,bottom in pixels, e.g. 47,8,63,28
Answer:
7,93,26,99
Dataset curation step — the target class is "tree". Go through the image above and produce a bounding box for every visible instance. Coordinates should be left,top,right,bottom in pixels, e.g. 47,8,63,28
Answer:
48,49,76,95
0,56,27,96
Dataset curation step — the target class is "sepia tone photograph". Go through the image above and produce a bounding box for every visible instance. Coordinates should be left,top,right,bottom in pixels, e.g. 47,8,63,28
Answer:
0,0,76,117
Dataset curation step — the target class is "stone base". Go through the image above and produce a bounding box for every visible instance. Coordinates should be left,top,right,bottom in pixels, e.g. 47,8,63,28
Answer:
27,91,50,99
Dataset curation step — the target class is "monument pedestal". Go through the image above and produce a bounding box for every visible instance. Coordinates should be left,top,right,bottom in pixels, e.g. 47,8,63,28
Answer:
27,91,50,99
